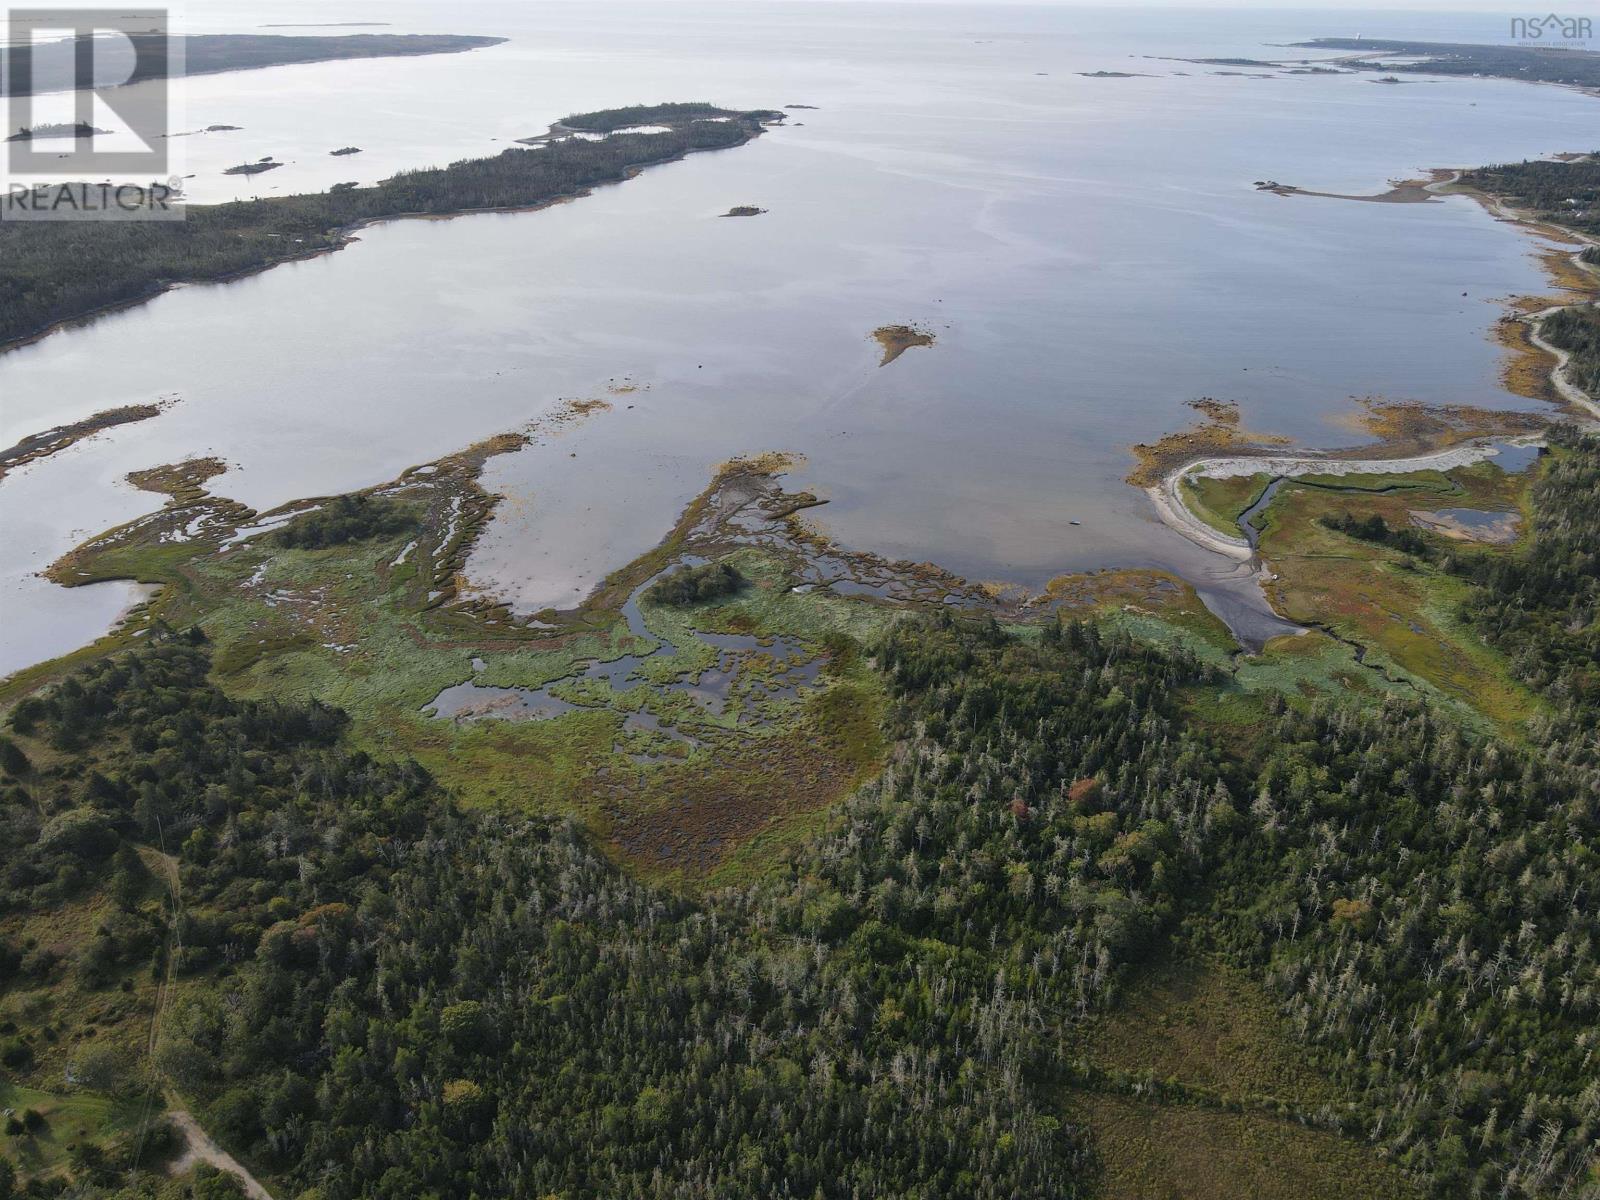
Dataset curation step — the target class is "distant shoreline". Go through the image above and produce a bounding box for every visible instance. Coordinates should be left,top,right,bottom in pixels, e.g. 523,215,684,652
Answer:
1285,37,1600,100
0,105,784,356
1,32,508,98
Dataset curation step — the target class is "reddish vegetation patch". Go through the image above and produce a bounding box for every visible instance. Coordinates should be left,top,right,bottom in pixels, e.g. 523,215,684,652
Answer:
1127,417,1290,487
606,728,861,875
1068,777,1103,809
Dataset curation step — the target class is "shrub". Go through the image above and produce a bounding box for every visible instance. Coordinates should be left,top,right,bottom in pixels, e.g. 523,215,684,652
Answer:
36,808,118,861
0,737,29,776
271,495,415,551
72,1043,135,1094
644,560,744,606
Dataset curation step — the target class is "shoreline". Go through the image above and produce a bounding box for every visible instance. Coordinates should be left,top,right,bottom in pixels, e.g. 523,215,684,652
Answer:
0,400,172,481
0,113,780,359
1275,42,1600,104
1149,172,1600,562
1148,436,1548,559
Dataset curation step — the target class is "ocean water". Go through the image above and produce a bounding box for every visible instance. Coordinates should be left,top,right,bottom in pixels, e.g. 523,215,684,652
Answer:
1,3,1593,673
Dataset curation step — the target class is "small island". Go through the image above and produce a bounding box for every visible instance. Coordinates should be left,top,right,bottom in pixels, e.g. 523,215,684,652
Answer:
161,124,243,140
721,205,766,217
0,102,783,351
518,103,784,147
5,121,110,142
872,324,936,366
0,403,165,481
223,158,282,176
330,146,363,156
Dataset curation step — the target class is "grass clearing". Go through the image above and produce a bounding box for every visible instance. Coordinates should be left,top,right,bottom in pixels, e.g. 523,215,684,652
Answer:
1253,465,1542,733
1071,953,1424,1200
0,888,164,1099
1181,472,1272,538
1082,955,1337,1108
0,1081,146,1181
1074,1091,1421,1200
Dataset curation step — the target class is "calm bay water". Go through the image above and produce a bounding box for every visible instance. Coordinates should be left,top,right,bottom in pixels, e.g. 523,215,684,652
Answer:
1,3,1594,673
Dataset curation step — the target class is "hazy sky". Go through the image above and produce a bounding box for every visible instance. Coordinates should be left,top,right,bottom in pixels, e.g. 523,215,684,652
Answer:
803,0,1574,12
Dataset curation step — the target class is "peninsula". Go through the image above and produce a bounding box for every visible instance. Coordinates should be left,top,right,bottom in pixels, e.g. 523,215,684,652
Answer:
0,104,783,352
1291,37,1600,91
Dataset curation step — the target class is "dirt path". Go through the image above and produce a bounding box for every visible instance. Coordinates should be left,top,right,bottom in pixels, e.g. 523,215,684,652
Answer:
166,1108,276,1199
1526,301,1600,419
137,842,273,1199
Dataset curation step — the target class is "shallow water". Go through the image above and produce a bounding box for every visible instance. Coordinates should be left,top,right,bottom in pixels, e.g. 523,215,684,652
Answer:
1,3,1594,674
1237,477,1287,552
425,680,581,722
1487,442,1543,474
1411,506,1522,544
1422,507,1518,529
419,568,819,731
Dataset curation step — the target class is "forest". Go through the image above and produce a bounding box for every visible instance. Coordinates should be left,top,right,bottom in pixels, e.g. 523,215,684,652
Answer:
0,428,1596,1199
1445,424,1600,744
0,104,778,350
1539,305,1600,406
559,103,738,133
1319,511,1436,560
140,34,509,84
1,86,1597,1196
1457,156,1600,239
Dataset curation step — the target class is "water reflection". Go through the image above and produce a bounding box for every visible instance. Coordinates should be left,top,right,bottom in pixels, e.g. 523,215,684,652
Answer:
418,570,824,741
1,3,1593,674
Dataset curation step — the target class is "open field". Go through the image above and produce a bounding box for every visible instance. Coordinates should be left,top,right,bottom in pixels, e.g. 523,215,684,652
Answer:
1253,461,1542,733
1081,955,1342,1107
1077,1092,1421,1200
0,1082,146,1182
1179,472,1272,539
1068,954,1423,1200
